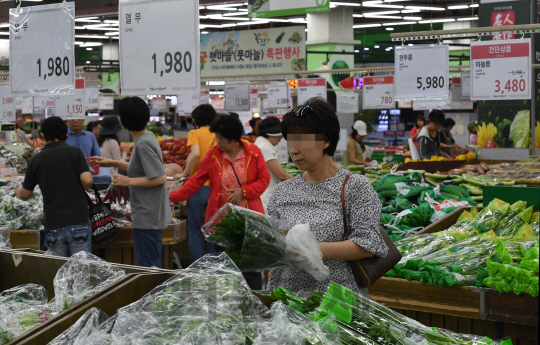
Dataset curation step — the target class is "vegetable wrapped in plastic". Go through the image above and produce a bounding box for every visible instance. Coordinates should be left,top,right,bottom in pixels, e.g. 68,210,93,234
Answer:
46,308,110,345
202,203,330,281
0,227,10,250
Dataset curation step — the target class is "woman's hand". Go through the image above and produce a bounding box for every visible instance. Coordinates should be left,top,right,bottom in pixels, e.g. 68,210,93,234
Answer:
112,173,131,187
174,171,189,180
89,156,115,168
227,188,243,205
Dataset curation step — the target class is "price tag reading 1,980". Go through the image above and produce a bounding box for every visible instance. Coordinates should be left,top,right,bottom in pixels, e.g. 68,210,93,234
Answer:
363,76,394,110
225,83,251,112
56,79,85,119
394,44,449,101
297,79,327,105
0,84,16,122
10,2,75,96
119,0,200,95
470,39,531,101
267,85,290,109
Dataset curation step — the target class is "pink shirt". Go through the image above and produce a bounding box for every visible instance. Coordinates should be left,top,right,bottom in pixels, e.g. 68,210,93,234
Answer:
220,149,247,208
470,133,478,146
409,127,419,149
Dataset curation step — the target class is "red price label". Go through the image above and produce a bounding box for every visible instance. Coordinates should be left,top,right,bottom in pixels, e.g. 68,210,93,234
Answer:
67,104,83,115
2,111,13,118
381,96,393,104
42,100,55,107
2,97,13,105
494,79,527,95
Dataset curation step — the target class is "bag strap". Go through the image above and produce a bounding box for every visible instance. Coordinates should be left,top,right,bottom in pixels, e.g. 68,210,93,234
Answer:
85,184,103,208
229,161,243,188
341,174,352,240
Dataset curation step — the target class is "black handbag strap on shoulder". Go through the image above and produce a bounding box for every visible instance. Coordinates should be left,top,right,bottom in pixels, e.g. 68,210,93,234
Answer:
341,174,353,240
84,184,104,208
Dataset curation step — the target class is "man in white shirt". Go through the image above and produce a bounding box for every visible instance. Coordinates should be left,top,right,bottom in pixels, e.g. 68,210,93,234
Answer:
254,117,293,212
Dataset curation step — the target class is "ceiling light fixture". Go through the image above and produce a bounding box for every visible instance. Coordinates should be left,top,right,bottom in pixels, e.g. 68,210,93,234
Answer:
363,3,404,8
74,19,101,23
105,32,119,35
374,45,380,48
418,18,455,23
457,17,479,21
353,23,382,28
330,2,361,6
405,6,445,11
469,4,479,7
235,21,268,26
222,11,250,16
206,16,251,21
448,5,469,9
386,27,394,30
400,9,420,13
86,48,93,51
75,35,109,39
381,21,416,25
364,47,370,50
362,10,401,15
353,14,364,17
364,15,403,19
402,16,422,20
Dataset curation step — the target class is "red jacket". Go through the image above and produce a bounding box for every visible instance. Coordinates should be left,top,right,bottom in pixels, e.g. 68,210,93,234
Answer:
169,140,271,222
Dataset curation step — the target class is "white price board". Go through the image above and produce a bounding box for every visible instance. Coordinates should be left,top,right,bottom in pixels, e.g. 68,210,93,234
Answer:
15,97,22,110
461,73,471,97
0,84,16,122
250,89,259,109
84,88,99,110
394,45,449,100
21,97,33,114
10,2,75,96
267,85,289,109
99,96,114,110
225,83,251,112
451,77,470,102
119,0,200,95
152,97,167,110
200,91,210,104
363,76,394,110
56,79,85,119
470,39,531,100
177,94,199,113
34,97,55,110
336,92,359,113
297,79,326,105
211,97,224,110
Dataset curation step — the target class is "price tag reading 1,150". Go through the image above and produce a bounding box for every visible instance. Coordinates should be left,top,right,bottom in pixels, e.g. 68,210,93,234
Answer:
37,57,70,80
151,52,192,77
416,76,445,91
66,104,83,116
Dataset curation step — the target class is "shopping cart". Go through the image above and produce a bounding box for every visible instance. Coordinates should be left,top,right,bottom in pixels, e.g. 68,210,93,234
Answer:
167,177,188,218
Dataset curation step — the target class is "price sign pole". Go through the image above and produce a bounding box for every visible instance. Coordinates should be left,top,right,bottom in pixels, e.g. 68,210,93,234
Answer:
56,78,85,119
363,76,394,110
267,84,290,109
119,0,200,95
0,84,16,122
10,2,75,96
225,82,250,112
297,79,327,105
394,44,449,100
470,39,531,100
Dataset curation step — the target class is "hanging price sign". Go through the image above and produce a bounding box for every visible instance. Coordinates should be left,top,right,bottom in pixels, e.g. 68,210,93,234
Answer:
34,97,55,110
56,79,85,119
99,96,114,110
297,79,327,105
225,83,250,112
250,89,259,109
200,91,210,104
461,73,471,97
470,39,531,100
152,97,167,110
211,97,224,110
21,97,33,114
336,92,359,113
177,94,199,113
0,84,15,122
15,97,22,110
394,45,449,100
84,88,99,110
363,76,394,109
267,85,289,109
10,2,75,96
119,0,200,95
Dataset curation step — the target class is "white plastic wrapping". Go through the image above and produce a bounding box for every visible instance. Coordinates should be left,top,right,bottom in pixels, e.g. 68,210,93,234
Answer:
0,227,11,250
285,224,330,282
47,308,109,345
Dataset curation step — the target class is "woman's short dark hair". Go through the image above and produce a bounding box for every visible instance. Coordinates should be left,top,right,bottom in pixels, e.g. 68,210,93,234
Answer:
40,116,67,142
415,115,426,128
210,114,243,142
97,133,120,147
249,117,261,129
281,97,340,156
428,110,445,125
118,97,150,131
192,104,217,127
443,118,456,128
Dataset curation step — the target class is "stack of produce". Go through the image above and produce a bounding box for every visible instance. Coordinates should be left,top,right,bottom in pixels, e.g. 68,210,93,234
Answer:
439,163,510,177
159,138,190,168
266,282,508,345
0,180,44,231
46,253,338,345
0,146,28,175
0,252,125,344
384,199,539,295
491,156,540,184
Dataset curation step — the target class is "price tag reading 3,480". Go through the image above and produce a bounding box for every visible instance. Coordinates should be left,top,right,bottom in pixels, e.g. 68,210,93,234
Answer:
0,84,16,122
119,0,200,95
225,83,251,112
10,2,75,96
470,39,531,101
394,45,449,101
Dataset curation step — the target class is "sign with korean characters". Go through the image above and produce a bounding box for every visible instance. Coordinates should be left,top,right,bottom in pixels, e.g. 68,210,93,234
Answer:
394,45,449,101
250,89,259,109
267,85,290,109
99,96,114,110
363,76,394,110
225,83,251,112
119,0,200,95
470,39,531,100
200,26,306,78
0,84,16,122
200,91,210,104
451,77,471,102
336,92,359,113
177,94,199,113
85,88,99,110
21,97,33,114
297,79,326,105
10,2,75,96
249,0,330,18
56,79,85,119
34,97,55,110
461,73,471,97
152,97,167,110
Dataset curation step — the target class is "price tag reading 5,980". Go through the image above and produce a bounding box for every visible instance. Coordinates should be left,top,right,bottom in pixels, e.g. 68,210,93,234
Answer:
394,44,449,101
120,0,200,95
10,2,75,96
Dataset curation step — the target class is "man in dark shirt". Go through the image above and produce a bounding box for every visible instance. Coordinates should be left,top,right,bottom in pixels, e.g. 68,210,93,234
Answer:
439,118,465,156
16,116,94,257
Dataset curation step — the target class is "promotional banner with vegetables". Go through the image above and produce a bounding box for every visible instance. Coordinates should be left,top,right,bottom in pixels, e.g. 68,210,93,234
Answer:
477,100,531,148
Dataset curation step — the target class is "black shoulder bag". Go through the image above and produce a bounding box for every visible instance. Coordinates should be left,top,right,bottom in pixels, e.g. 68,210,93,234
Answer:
85,185,119,244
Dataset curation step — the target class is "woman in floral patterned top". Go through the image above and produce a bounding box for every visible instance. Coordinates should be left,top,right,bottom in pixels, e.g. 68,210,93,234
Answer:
267,98,388,298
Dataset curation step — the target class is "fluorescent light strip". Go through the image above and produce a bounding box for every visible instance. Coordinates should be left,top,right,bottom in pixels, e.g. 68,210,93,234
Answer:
402,16,422,20
448,5,469,9
469,4,479,7
382,21,416,25
75,19,102,23
75,34,109,39
418,18,455,23
353,14,364,17
0,24,9,28
103,20,119,24
362,10,401,15
263,18,291,22
353,23,382,28
206,4,245,10
84,26,119,31
457,17,479,21
206,16,251,21
330,2,361,6
235,21,268,26
105,32,118,35
364,15,403,18
222,11,249,16
0,32,8,36
405,6,445,10
401,9,420,13
363,3,404,8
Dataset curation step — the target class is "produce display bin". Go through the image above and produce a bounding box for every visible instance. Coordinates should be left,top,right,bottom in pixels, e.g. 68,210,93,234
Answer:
483,186,540,211
397,160,466,173
413,207,471,237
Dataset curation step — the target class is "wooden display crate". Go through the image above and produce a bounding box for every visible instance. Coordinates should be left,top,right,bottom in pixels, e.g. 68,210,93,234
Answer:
397,160,466,173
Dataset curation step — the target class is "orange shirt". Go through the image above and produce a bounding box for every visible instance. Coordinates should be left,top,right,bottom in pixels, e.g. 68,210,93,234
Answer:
219,149,247,208
187,126,216,186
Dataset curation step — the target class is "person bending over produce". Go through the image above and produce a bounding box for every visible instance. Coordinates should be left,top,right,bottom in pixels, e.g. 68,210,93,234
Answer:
173,104,218,264
169,114,271,289
90,97,172,268
266,97,389,299
343,120,369,167
16,116,94,257
439,118,465,156
417,110,452,160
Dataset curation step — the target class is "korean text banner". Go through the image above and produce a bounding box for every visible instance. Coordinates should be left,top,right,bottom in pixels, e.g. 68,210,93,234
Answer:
200,26,306,77
249,0,330,18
